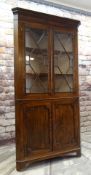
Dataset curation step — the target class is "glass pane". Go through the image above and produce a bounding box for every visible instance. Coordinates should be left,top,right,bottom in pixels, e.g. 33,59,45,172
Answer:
54,31,74,92
25,27,48,93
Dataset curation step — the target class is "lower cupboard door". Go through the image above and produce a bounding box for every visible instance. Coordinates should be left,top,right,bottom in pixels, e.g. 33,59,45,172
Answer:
53,99,80,151
16,102,52,161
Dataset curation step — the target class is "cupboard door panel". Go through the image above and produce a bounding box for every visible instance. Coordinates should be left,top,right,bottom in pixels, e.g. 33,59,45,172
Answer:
16,102,52,160
53,99,80,151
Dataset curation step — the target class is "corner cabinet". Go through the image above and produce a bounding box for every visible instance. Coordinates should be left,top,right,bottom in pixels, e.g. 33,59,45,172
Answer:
12,7,81,171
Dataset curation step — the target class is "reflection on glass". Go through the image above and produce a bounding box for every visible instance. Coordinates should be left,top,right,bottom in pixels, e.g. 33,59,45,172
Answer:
54,31,74,92
25,27,48,93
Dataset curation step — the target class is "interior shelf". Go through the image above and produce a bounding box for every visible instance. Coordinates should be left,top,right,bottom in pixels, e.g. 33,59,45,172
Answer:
26,47,73,55
26,73,73,76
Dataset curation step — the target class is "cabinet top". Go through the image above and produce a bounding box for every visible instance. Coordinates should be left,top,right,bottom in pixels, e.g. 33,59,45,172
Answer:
12,7,80,28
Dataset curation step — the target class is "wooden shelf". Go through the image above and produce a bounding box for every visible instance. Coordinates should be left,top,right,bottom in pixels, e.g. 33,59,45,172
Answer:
26,73,73,77
55,74,73,76
26,47,73,55
26,73,48,78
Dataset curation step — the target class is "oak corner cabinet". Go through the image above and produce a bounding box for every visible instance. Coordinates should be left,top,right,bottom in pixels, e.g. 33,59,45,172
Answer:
12,7,81,171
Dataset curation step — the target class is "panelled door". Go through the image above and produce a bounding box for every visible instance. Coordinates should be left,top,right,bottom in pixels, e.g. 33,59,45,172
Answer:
53,98,80,151
16,102,52,160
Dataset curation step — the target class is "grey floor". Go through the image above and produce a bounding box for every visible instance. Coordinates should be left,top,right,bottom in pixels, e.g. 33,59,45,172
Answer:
0,134,91,175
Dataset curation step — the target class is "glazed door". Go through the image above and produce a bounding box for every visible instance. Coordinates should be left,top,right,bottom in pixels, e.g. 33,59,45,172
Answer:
53,29,75,93
16,102,52,161
53,98,80,151
25,25,51,95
